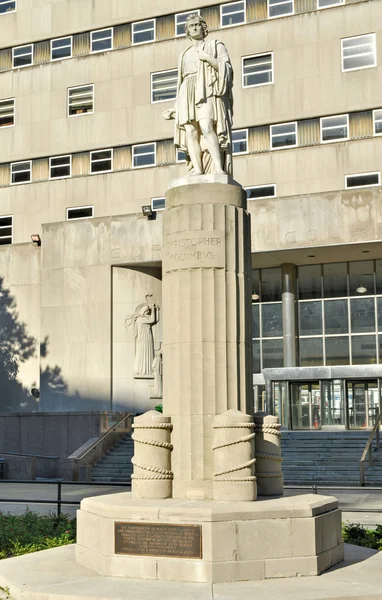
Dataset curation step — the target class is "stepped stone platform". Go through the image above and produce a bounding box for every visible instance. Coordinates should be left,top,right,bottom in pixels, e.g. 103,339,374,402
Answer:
0,543,380,599
75,492,343,583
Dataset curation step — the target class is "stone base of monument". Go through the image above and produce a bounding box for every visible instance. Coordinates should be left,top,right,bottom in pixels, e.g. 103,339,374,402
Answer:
75,492,343,583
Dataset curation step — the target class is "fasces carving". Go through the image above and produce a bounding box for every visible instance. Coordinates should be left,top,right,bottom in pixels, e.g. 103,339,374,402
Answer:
254,412,283,496
163,14,233,176
163,229,225,272
131,410,173,499
125,295,159,377
150,348,163,399
212,409,257,501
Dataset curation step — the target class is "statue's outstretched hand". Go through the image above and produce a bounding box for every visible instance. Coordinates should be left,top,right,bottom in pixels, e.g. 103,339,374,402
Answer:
163,108,176,120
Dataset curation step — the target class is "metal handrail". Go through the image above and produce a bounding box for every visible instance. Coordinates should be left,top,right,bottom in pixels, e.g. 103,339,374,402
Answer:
359,410,381,486
75,412,133,461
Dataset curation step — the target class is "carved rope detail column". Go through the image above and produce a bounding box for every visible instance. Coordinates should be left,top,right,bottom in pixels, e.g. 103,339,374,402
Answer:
213,409,257,501
131,410,173,499
254,413,283,496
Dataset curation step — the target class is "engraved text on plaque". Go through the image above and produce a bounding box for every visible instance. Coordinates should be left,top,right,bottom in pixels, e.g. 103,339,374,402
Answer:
115,522,202,559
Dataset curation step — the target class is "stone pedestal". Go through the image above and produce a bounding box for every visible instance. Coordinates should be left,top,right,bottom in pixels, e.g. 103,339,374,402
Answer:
76,492,344,583
162,177,253,500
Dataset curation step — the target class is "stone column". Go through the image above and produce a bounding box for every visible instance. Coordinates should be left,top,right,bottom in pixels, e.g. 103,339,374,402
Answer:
162,177,253,499
213,409,256,501
281,263,299,368
131,410,173,499
254,412,283,496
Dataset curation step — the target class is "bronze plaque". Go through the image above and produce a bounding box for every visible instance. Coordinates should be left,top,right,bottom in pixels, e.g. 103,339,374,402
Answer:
114,522,202,559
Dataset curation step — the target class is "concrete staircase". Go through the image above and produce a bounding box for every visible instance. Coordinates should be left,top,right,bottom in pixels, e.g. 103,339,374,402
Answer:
91,433,134,483
90,430,382,486
281,430,382,486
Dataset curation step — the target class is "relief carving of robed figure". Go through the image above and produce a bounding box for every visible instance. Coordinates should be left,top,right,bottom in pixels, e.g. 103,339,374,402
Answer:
163,14,233,176
125,296,159,377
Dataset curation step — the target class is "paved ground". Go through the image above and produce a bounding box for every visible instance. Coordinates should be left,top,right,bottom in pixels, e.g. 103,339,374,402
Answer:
284,486,382,526
0,482,381,525
0,482,130,517
0,543,380,600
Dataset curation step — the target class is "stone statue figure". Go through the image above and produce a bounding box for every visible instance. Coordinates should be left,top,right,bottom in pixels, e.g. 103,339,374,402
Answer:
125,296,159,377
150,348,163,399
163,13,233,176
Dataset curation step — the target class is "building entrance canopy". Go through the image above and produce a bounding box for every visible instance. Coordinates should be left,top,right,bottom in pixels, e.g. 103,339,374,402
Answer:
263,366,382,430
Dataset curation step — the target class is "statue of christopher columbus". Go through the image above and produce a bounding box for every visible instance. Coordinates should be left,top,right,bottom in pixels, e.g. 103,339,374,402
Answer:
163,13,234,176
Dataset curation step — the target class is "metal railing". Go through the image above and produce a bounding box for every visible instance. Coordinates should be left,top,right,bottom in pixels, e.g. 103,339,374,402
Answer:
70,413,133,481
360,411,382,486
0,480,130,516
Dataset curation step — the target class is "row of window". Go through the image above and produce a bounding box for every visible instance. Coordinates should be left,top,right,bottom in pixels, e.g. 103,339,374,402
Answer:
232,112,382,155
151,33,377,105
251,261,382,370
252,261,382,303
0,208,96,247
151,169,381,210
3,139,382,192
2,0,362,71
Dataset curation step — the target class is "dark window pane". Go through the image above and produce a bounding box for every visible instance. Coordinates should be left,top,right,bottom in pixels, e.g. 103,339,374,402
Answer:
246,186,275,199
324,299,348,334
51,165,70,178
91,160,112,173
252,304,259,338
376,260,382,294
351,335,377,364
323,263,347,298
0,216,12,227
350,298,375,333
325,337,350,366
151,197,165,211
262,339,283,368
378,335,382,363
92,38,112,52
299,301,322,336
346,173,379,188
261,268,281,302
261,303,282,337
252,269,260,301
349,261,374,296
298,265,322,299
299,338,323,366
378,298,382,331
67,207,93,220
252,340,261,373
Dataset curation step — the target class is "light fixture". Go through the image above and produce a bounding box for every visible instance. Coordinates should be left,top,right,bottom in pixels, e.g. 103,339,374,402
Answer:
142,205,153,218
356,285,367,294
31,234,41,246
252,293,260,302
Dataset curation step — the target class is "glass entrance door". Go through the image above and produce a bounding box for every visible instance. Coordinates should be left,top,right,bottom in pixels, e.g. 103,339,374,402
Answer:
347,380,379,429
290,382,321,429
321,379,345,427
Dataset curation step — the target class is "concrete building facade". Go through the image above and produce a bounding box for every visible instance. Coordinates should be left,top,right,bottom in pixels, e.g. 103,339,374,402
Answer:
0,0,381,431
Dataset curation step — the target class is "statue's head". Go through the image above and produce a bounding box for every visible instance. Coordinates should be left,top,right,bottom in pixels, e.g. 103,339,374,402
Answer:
185,13,208,40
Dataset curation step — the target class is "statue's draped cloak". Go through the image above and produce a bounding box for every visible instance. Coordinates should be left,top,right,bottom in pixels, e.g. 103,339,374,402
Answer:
174,38,233,173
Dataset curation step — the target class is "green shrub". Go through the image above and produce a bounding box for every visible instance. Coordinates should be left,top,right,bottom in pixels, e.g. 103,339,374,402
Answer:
342,523,382,550
0,509,76,559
